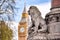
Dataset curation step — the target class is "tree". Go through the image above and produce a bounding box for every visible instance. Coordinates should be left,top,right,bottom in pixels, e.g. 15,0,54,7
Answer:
0,21,13,40
0,0,16,40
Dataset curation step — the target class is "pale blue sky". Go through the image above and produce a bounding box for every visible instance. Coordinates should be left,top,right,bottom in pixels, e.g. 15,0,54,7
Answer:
14,0,51,22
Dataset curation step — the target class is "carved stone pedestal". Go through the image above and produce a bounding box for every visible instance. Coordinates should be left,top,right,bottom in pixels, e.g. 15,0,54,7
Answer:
45,7,60,40
28,33,47,40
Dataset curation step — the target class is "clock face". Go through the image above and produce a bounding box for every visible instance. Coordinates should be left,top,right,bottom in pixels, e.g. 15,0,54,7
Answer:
20,27,25,33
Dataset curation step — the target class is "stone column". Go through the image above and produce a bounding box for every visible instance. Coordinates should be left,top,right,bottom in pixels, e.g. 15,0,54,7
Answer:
45,0,60,40
51,0,60,9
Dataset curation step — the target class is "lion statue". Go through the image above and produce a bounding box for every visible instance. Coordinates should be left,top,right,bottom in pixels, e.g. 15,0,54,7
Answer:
28,6,47,35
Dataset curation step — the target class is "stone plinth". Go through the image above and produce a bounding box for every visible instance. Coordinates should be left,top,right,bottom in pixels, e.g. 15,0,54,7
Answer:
48,33,60,39
28,33,47,40
48,22,60,33
45,3,60,39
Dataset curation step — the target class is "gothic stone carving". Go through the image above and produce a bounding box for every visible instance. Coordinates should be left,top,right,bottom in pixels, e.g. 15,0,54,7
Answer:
45,13,60,24
28,6,47,40
45,9,60,39
28,6,60,40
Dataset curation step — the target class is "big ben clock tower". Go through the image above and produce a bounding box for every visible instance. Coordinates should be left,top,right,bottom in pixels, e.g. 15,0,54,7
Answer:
18,0,28,40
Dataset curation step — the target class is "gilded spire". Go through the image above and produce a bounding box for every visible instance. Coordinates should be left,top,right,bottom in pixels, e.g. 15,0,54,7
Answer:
23,0,26,13
22,0,28,18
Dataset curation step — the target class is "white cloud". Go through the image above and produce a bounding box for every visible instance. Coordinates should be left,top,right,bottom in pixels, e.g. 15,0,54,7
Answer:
27,2,51,18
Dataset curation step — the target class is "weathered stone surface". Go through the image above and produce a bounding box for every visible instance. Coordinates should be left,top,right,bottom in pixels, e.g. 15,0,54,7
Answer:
28,6,47,40
45,6,60,40
28,0,60,40
48,22,60,33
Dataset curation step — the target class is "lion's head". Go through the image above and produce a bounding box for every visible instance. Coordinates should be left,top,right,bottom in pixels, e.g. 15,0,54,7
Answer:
28,6,41,20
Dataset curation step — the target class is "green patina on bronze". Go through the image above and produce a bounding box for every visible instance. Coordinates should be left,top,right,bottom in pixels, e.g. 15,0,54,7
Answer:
0,21,13,40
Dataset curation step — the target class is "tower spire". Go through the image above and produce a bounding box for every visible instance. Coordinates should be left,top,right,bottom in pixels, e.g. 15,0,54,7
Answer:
22,0,28,18
18,0,28,40
23,0,26,13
